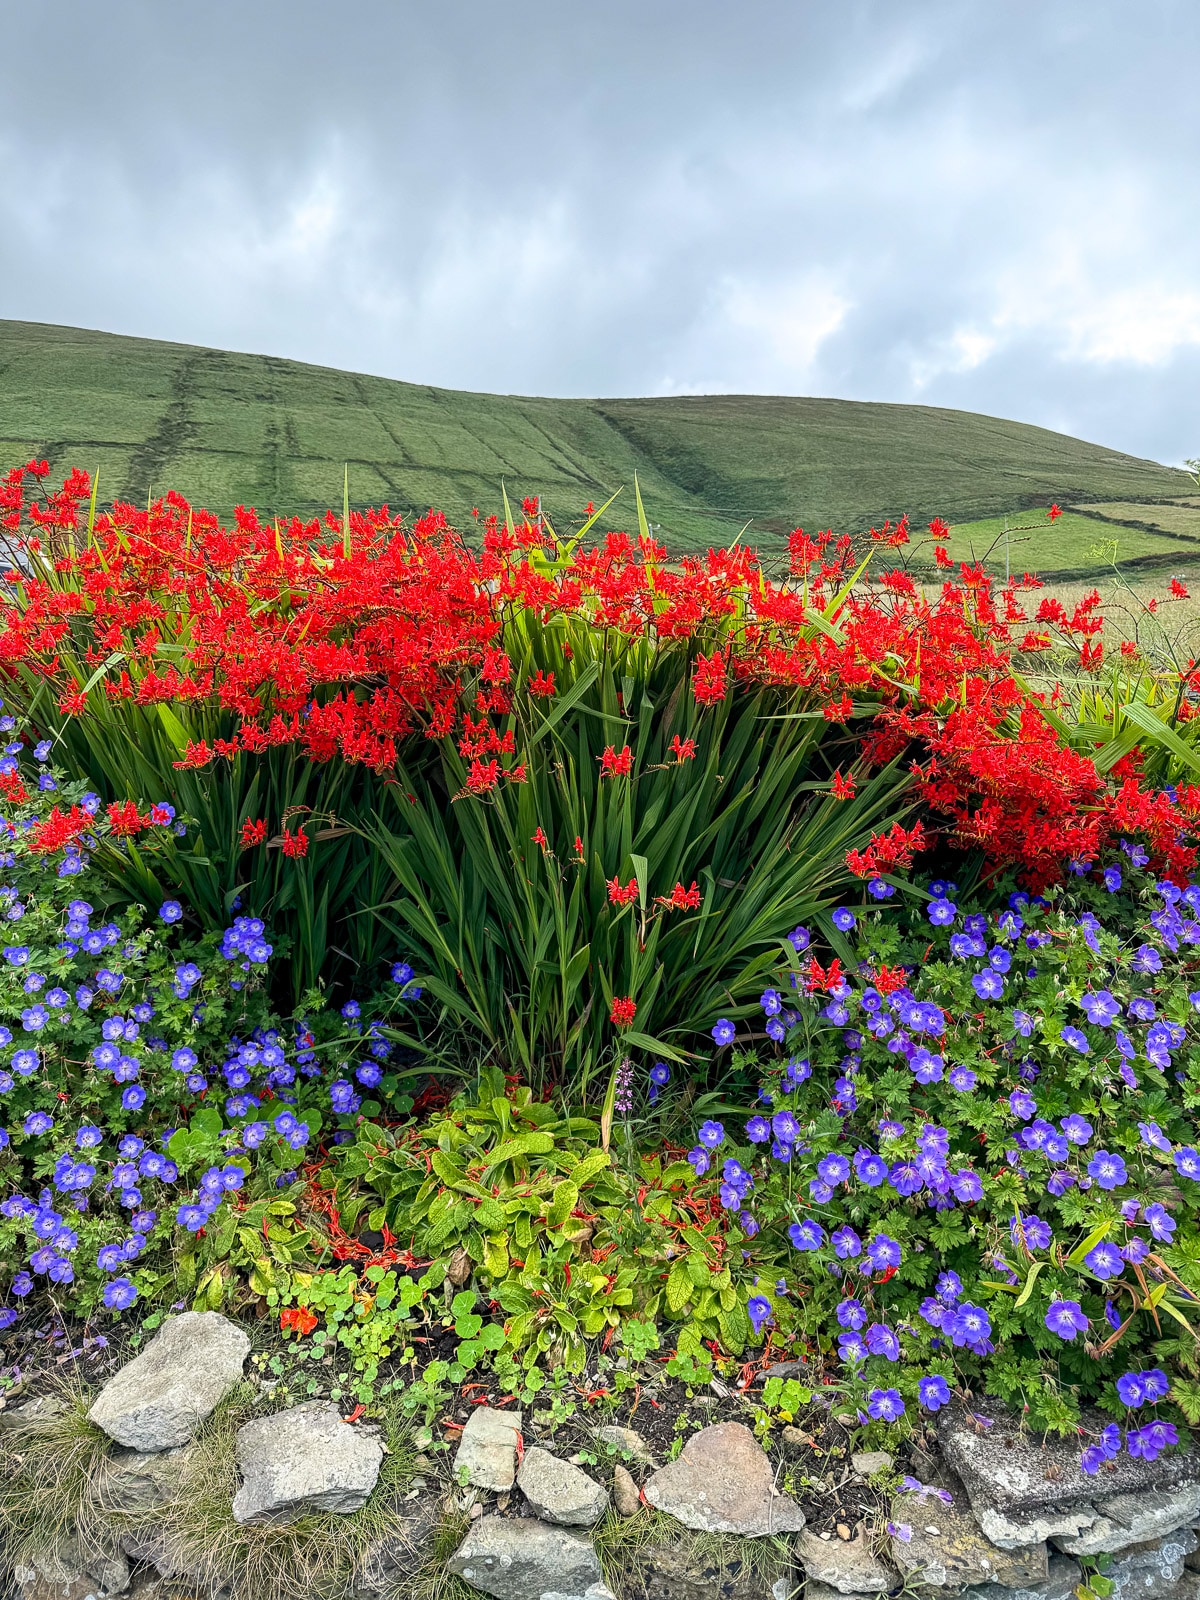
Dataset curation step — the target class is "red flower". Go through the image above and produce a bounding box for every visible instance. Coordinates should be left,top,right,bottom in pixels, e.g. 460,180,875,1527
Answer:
610,996,636,1027
28,806,91,854
58,690,88,715
928,517,950,539
532,826,549,849
823,693,853,723
106,800,145,837
829,770,857,800
1171,579,1190,600
655,880,701,911
692,650,727,704
607,876,638,906
600,745,632,777
1048,503,1063,520
528,670,556,697
281,827,308,858
669,735,696,762
240,818,268,849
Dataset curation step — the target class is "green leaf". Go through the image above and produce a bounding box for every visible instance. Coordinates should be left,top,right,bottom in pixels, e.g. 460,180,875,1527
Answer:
546,1180,579,1228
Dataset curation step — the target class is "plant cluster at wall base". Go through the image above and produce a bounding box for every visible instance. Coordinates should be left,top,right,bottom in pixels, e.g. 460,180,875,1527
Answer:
9,461,1200,1503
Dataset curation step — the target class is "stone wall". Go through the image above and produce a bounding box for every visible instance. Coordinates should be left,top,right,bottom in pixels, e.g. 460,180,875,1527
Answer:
5,1312,1200,1600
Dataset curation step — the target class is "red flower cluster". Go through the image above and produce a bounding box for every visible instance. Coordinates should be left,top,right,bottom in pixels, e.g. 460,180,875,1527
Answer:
3,467,1197,893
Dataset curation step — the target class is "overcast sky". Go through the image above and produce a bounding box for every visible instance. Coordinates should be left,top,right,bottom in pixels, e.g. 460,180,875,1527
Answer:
3,1,1198,464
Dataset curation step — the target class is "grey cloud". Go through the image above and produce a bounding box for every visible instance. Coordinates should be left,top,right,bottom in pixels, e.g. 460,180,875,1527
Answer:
2,0,1199,461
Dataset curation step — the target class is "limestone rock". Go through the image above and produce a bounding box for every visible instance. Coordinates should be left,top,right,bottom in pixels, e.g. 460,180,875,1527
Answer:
612,1462,641,1517
518,1447,608,1527
620,1539,794,1600
351,1497,442,1597
87,1312,249,1451
232,1401,384,1524
455,1405,524,1492
851,1451,893,1478
0,1394,68,1432
643,1421,807,1536
797,1528,895,1593
446,1515,602,1600
97,1446,194,1513
591,1423,656,1463
963,1552,1083,1600
1105,1531,1200,1599
1055,1488,1200,1557
13,1538,129,1599
937,1399,1198,1517
980,1503,1099,1549
890,1485,1049,1589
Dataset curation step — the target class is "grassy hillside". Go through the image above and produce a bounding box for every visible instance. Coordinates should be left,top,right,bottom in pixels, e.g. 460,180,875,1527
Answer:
0,319,1191,557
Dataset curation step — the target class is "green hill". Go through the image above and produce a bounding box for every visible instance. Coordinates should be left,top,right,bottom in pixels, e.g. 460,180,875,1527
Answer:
0,319,1191,560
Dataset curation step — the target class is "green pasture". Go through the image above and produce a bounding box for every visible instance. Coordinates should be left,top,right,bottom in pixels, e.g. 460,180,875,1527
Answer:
0,319,1192,559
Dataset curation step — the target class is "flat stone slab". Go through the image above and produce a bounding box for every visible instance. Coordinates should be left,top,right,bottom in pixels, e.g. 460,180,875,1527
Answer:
1056,1487,1200,1557
96,1445,194,1513
232,1400,383,1524
980,1503,1100,1549
88,1311,249,1451
591,1424,656,1464
455,1405,524,1492
518,1447,608,1526
937,1400,1198,1517
447,1516,603,1600
964,1552,1083,1600
643,1421,806,1536
1104,1532,1200,1599
890,1483,1049,1590
797,1529,896,1593
625,1541,793,1600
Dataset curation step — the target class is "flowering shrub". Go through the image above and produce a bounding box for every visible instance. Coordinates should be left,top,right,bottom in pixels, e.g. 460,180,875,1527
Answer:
684,848,1200,1464
0,737,425,1329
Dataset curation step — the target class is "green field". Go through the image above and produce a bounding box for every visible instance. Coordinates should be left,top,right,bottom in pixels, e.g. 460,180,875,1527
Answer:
942,504,1200,578
0,319,1192,558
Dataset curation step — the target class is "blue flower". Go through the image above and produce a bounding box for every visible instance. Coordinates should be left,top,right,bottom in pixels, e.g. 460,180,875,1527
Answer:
788,1219,826,1251
817,1153,850,1186
158,901,183,924
836,1297,867,1329
831,907,856,932
711,1019,736,1047
918,1375,951,1411
1045,1300,1088,1340
865,1234,901,1270
927,898,957,927
1088,1150,1127,1191
102,1278,138,1311
1175,1147,1200,1182
697,1120,725,1149
1060,1026,1090,1055
831,1226,861,1259
747,1295,772,1335
1085,1241,1124,1280
745,1115,770,1144
972,970,1004,1001
771,1110,799,1145
867,1387,905,1421
853,1148,888,1187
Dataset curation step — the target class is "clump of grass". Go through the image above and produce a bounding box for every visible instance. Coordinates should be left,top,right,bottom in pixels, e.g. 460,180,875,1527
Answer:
0,1380,119,1578
142,1386,448,1600
594,1505,796,1598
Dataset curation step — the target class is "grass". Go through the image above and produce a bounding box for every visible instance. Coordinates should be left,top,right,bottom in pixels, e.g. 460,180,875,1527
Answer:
1,318,1192,560
928,506,1200,579
0,1378,466,1600
593,1505,796,1597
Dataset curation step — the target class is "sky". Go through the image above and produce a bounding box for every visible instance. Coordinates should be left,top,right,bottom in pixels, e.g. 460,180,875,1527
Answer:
3,0,1199,465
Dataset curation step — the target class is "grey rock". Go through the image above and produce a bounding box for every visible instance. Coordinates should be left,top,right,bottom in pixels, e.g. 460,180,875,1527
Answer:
612,1462,641,1517
796,1528,895,1593
851,1451,894,1478
455,1405,524,1492
87,1312,249,1451
13,1538,130,1599
538,1589,617,1600
964,1552,1083,1600
518,1447,608,1527
231,1400,384,1524
980,1503,1098,1549
620,1539,794,1599
591,1423,656,1464
805,1586,887,1600
1056,1488,1200,1557
643,1421,807,1536
446,1516,602,1600
890,1486,1048,1590
97,1446,194,1513
0,1394,68,1432
937,1399,1199,1517
351,1497,442,1597
118,1527,190,1581
1105,1530,1200,1598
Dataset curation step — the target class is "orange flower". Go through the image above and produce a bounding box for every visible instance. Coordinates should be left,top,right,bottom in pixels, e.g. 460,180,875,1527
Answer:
280,1306,318,1337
